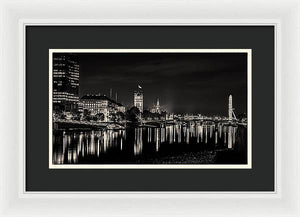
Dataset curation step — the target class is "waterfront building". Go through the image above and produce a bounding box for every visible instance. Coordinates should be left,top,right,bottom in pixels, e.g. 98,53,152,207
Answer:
53,54,79,112
80,94,125,117
134,85,143,112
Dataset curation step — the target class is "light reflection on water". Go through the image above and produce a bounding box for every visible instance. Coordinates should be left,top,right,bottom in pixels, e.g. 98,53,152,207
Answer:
53,122,240,164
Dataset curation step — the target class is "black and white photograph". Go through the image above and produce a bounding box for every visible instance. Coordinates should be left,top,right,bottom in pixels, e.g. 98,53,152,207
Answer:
50,49,251,168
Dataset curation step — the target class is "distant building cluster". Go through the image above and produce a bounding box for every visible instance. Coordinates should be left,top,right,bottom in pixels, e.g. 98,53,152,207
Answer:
53,55,215,123
52,53,167,121
52,54,232,123
133,86,165,115
52,54,125,120
51,54,240,123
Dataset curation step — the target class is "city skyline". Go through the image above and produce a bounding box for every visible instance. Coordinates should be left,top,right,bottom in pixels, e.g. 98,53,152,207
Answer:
51,50,249,166
77,53,247,116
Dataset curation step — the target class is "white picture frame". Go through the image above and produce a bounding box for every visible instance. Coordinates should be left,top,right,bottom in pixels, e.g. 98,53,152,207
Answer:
0,0,299,216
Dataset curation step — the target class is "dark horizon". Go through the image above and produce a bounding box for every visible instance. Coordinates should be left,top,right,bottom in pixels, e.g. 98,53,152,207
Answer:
65,52,247,116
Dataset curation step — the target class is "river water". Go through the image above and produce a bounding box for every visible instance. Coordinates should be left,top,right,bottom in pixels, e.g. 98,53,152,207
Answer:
52,122,247,164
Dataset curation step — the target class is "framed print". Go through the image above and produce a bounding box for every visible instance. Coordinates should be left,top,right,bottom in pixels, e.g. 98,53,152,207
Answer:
26,26,272,191
1,0,300,216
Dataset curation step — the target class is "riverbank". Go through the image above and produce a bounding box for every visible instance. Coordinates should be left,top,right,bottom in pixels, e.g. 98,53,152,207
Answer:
53,119,126,130
145,151,216,164
134,149,247,164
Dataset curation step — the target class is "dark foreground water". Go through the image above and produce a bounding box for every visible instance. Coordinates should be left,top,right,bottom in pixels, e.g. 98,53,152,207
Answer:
52,122,247,164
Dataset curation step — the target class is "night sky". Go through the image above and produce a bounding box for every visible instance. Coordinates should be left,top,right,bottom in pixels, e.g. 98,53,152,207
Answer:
75,53,247,116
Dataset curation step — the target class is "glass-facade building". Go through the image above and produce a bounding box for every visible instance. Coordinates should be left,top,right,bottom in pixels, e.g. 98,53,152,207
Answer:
53,54,79,112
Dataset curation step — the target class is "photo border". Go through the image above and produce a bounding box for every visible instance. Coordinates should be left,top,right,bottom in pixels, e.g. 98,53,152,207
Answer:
49,49,252,169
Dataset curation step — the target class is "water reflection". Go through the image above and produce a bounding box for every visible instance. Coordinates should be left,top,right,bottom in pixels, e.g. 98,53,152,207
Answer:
53,122,240,164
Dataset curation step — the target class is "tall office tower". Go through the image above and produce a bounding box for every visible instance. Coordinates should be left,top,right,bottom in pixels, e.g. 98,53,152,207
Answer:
134,85,143,112
53,54,79,112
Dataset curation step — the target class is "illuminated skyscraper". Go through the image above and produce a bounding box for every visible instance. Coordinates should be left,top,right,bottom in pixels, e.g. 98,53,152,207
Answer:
134,85,143,112
53,54,79,112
